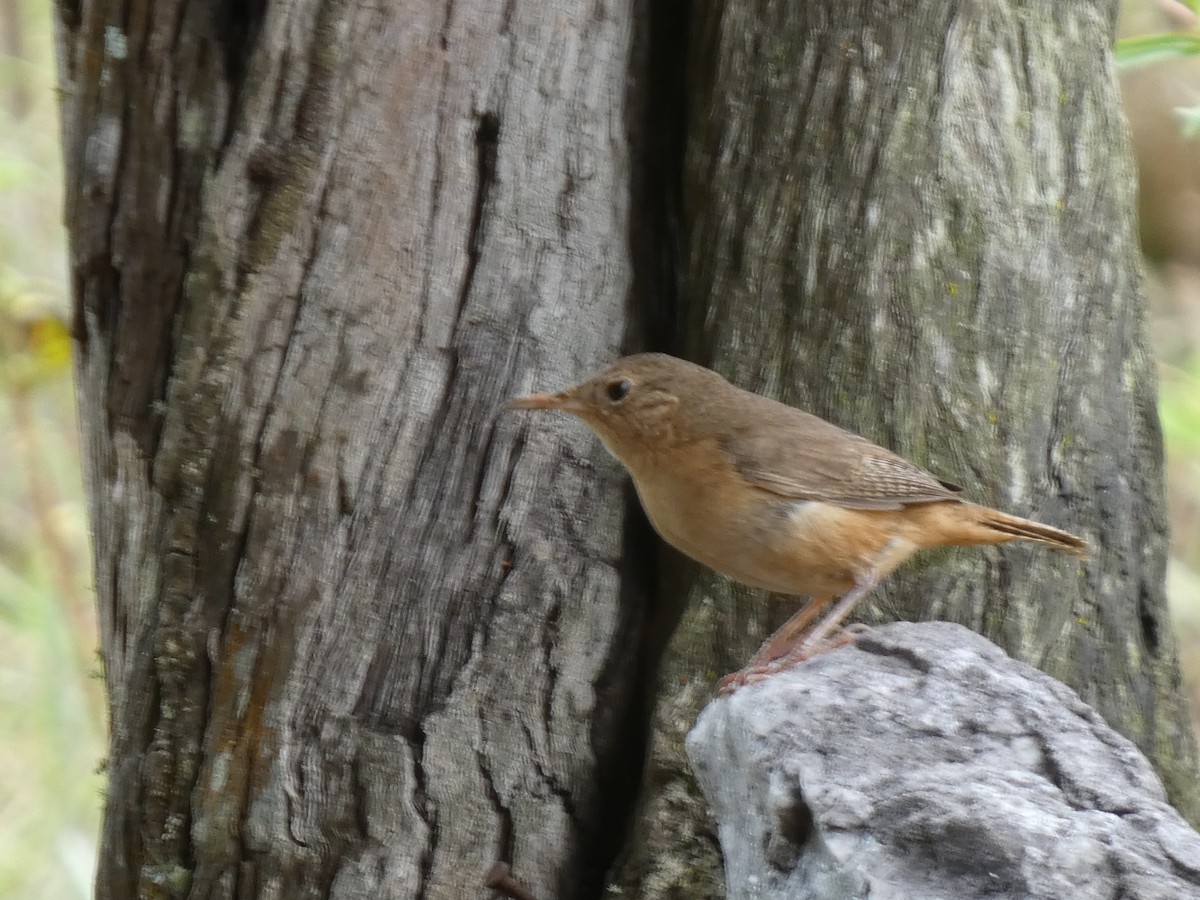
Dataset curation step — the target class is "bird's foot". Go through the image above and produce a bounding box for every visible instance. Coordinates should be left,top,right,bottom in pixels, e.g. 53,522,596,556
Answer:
716,628,859,695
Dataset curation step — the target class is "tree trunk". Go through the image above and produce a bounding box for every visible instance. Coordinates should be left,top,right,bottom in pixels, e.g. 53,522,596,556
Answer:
57,2,665,897
58,0,1198,899
611,0,1200,895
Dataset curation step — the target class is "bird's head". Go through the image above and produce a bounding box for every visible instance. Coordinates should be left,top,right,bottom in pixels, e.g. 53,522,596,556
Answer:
507,353,717,463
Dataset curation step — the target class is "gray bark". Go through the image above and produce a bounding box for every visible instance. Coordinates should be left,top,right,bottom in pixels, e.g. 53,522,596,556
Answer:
57,2,660,897
688,622,1200,900
57,0,1198,898
611,1,1199,895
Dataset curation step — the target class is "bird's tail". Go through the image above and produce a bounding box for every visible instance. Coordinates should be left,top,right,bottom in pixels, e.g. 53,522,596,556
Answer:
961,503,1090,559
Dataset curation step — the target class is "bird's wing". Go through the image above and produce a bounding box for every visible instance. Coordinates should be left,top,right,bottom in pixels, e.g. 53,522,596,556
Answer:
720,408,962,511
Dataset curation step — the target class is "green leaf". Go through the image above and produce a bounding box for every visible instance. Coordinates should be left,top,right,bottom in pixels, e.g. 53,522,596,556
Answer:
1116,32,1200,69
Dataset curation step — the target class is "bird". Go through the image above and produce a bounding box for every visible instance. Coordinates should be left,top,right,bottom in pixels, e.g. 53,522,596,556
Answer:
507,352,1089,686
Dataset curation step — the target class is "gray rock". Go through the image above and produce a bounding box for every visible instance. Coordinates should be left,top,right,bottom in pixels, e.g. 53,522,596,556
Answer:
686,622,1200,900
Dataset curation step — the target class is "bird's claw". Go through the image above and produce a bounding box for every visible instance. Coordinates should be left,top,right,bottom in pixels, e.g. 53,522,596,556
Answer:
716,628,859,695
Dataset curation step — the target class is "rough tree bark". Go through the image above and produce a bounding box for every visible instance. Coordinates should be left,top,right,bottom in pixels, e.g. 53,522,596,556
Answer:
611,1,1200,896
57,2,665,898
58,0,1198,899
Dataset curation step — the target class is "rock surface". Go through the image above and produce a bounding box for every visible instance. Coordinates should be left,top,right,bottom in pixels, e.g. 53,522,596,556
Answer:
686,622,1200,900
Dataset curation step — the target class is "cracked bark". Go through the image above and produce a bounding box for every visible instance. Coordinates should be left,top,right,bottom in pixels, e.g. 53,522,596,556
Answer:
59,1,660,898
58,1,1197,899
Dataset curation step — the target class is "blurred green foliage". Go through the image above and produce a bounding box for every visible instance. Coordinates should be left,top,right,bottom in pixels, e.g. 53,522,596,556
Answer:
0,0,103,897
1117,31,1200,69
1160,361,1200,747
1161,361,1200,589
1116,0,1200,134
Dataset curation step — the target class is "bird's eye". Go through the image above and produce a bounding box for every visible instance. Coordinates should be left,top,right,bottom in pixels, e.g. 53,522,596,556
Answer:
606,379,631,403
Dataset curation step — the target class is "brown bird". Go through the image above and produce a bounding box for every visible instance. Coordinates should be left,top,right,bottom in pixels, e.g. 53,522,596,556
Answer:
508,353,1088,685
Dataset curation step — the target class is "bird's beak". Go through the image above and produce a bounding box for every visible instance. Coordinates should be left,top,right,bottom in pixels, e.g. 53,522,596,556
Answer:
505,390,585,414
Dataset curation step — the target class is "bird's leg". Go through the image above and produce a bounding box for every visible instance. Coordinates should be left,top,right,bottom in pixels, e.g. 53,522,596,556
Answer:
717,537,905,693
718,597,836,694
717,624,856,694
796,574,880,650
745,595,835,669
765,537,906,666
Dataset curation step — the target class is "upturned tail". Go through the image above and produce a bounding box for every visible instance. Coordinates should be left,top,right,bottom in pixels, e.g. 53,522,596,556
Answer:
958,503,1090,559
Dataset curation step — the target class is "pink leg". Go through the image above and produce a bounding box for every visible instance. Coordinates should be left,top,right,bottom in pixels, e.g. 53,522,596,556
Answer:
745,595,835,669
717,539,900,694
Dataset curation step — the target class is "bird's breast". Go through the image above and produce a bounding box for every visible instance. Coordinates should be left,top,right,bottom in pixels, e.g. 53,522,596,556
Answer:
624,447,921,597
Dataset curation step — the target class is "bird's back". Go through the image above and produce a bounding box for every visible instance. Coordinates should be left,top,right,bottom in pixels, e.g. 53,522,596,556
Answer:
674,375,962,511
